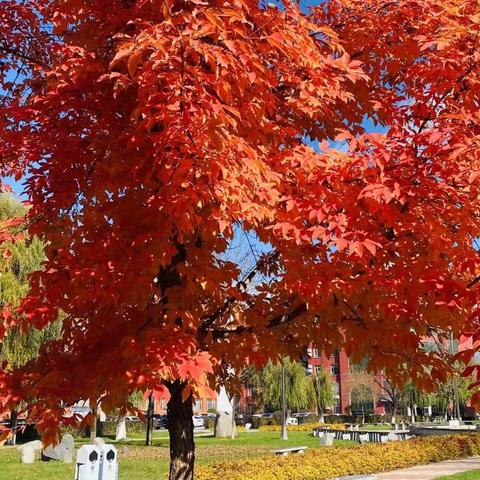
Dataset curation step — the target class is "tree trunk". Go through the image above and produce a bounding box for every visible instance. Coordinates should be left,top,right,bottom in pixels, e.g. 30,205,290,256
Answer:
410,403,416,423
391,399,397,425
90,403,98,442
7,409,18,446
167,381,195,480
230,395,236,440
146,392,155,446
319,410,325,423
453,377,462,422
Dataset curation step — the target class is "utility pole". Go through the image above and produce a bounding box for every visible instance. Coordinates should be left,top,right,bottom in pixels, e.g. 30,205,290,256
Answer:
146,391,154,446
90,400,98,443
281,359,288,440
449,331,462,422
231,394,236,440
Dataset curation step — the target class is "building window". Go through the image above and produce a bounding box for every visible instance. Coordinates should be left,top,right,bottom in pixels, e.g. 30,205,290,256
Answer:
331,364,340,375
247,385,254,397
333,395,341,414
160,399,167,410
312,348,320,358
207,399,216,411
194,399,202,411
332,382,340,395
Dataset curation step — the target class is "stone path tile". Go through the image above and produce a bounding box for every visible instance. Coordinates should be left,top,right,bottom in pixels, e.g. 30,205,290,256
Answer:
376,457,480,480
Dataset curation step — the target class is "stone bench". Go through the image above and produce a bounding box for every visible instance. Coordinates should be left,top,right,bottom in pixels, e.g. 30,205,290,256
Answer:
271,446,308,456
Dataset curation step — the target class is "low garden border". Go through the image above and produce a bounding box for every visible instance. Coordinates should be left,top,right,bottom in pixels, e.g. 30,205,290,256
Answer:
196,434,480,480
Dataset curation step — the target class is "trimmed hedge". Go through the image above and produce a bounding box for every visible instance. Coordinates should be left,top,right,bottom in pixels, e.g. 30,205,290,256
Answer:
100,419,146,436
259,422,346,432
61,419,146,438
297,414,319,425
196,434,480,480
250,416,280,429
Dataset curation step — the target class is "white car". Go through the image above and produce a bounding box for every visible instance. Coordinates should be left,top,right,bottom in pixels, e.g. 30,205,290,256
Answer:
125,415,141,422
193,415,205,428
71,406,90,418
286,417,298,426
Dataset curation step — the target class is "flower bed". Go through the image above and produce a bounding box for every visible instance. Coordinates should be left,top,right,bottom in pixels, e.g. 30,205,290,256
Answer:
196,434,480,480
259,422,346,432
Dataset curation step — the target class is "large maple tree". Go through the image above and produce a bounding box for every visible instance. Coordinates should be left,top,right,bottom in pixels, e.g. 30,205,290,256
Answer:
1,0,480,478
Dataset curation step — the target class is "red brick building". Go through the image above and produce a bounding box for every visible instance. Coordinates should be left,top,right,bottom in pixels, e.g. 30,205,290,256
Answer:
238,347,386,416
153,396,218,415
306,347,386,415
154,334,477,417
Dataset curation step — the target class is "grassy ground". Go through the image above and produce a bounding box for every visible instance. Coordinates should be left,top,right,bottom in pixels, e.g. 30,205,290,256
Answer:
358,424,394,431
436,471,480,479
0,430,355,480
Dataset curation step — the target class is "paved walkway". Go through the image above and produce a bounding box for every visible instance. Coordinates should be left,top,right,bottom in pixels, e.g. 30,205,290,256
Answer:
376,457,480,479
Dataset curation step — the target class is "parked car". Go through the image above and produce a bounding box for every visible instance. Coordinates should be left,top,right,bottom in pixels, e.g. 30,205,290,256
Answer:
292,412,314,418
71,405,90,418
193,415,205,428
153,414,168,429
286,417,298,426
261,413,274,418
235,414,244,424
200,413,216,419
125,415,141,422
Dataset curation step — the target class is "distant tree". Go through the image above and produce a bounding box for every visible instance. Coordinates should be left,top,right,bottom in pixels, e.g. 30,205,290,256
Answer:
422,328,472,421
402,381,425,423
253,359,312,413
0,193,61,366
0,194,60,443
310,367,334,422
429,373,473,420
374,377,405,424
348,364,375,423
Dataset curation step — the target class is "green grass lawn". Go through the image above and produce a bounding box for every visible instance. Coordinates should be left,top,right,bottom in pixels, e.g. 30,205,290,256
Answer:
357,424,394,431
436,471,480,479
0,431,355,480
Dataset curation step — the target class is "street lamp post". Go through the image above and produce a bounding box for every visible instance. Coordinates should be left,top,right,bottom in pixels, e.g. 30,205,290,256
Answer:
281,359,288,440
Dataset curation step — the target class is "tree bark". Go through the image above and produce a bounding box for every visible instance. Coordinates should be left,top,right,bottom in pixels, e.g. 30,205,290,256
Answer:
90,403,98,442
146,392,155,446
7,409,18,446
391,397,397,425
453,376,462,421
167,381,195,480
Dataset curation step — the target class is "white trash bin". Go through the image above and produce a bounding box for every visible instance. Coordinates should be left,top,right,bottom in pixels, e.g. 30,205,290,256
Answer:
99,444,118,480
76,445,101,480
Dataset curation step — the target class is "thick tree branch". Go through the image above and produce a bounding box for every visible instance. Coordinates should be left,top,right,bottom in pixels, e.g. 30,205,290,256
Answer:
211,302,307,340
198,251,279,340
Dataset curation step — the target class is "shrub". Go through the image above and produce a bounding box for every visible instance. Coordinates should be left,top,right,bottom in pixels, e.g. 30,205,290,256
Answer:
196,434,480,480
61,424,88,438
251,416,281,429
259,422,345,432
271,411,283,425
99,419,146,436
204,417,215,430
324,414,352,424
297,414,319,425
